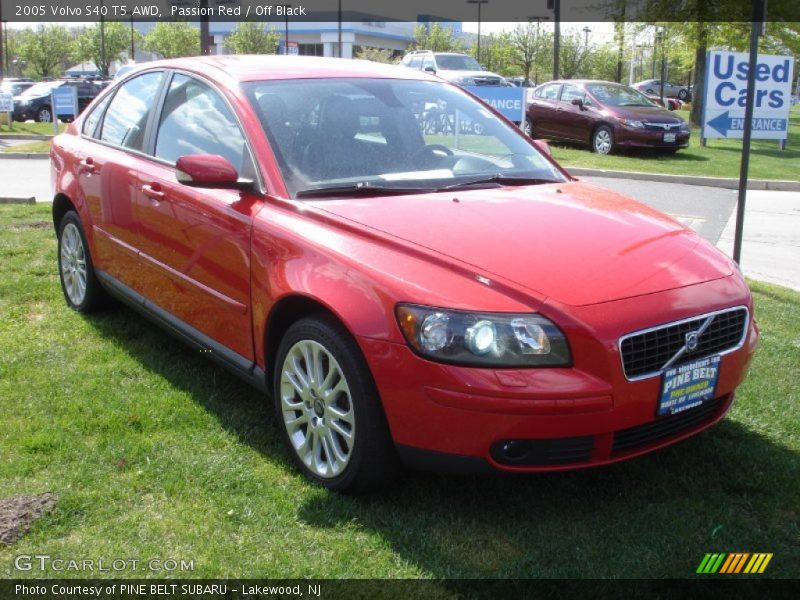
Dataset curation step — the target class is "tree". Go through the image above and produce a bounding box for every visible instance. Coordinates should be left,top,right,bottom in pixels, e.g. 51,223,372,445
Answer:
471,32,516,76
17,25,77,78
77,22,134,78
225,23,280,55
355,47,395,64
558,29,592,79
143,22,200,59
410,23,464,53
510,23,538,83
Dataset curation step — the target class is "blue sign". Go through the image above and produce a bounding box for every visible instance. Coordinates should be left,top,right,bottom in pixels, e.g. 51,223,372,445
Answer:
464,85,526,123
52,86,78,117
702,51,794,140
658,355,720,417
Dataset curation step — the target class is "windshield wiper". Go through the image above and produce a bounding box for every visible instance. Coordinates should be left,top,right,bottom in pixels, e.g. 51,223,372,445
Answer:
295,182,437,199
438,175,561,191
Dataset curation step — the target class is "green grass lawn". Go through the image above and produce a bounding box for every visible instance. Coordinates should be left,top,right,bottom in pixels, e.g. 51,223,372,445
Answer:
551,105,800,181
0,204,798,579
0,122,65,136
0,140,51,154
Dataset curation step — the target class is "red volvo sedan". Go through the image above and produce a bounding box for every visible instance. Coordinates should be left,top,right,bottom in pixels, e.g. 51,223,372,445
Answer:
50,56,758,492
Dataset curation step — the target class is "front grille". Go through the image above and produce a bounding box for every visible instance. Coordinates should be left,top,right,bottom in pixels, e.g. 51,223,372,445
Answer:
613,397,724,454
620,307,748,380
491,436,594,466
644,122,680,131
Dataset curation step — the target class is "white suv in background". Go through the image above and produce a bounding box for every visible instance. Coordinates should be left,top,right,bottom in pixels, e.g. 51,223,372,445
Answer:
401,50,509,87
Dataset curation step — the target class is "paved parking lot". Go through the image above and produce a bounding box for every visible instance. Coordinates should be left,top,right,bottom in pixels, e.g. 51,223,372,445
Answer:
1,159,797,290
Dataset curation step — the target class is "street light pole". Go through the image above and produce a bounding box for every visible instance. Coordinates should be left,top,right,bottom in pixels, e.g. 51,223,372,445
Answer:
0,2,4,82
583,26,591,48
338,0,342,58
547,0,561,80
282,5,291,55
200,0,210,55
100,3,107,78
467,0,488,65
528,16,549,85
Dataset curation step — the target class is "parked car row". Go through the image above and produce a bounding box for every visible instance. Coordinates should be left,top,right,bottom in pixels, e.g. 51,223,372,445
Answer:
524,80,690,155
633,79,692,101
11,78,109,123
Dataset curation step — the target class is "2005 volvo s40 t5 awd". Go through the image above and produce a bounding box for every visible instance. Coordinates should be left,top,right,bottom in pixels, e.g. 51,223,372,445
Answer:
51,56,758,492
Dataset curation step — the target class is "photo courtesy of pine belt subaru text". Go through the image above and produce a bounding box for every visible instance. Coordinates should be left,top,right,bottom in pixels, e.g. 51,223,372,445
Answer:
50,56,759,493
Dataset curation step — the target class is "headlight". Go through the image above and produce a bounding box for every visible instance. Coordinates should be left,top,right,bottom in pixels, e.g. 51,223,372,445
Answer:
621,119,645,129
680,121,690,131
396,304,571,367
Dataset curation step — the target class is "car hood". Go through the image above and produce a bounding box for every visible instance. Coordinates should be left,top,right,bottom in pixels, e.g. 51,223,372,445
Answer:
611,104,685,123
310,181,732,307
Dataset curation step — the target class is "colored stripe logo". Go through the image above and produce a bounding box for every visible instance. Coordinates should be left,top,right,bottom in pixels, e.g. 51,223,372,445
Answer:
697,553,773,574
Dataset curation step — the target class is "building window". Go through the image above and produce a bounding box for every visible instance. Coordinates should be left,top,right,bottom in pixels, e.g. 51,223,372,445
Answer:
298,44,324,57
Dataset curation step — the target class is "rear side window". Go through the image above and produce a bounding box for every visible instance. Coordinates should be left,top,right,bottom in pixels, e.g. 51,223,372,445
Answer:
154,73,251,172
100,71,164,151
82,94,112,138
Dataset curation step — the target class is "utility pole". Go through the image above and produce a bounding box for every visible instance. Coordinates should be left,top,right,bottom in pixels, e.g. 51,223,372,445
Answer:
100,4,107,78
467,1,488,65
200,0,210,55
547,0,560,80
338,0,342,58
0,1,4,82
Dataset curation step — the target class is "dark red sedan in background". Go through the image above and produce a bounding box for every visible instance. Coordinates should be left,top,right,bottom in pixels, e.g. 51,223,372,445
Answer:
51,57,755,492
526,80,691,154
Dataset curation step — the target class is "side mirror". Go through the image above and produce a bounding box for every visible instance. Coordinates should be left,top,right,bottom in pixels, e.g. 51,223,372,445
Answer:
571,97,584,109
532,139,552,156
424,66,436,74
176,154,251,189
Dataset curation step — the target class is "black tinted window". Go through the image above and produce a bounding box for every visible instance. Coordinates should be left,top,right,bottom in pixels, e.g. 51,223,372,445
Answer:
101,72,164,150
154,74,250,171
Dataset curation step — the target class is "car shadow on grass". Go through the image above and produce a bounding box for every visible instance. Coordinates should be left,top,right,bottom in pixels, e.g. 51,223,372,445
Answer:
85,308,798,580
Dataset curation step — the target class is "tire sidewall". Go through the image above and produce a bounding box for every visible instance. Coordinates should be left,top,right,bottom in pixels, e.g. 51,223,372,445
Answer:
272,316,380,491
57,211,100,312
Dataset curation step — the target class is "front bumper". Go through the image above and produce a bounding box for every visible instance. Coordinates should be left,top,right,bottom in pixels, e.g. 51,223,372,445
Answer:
361,275,758,473
615,126,690,149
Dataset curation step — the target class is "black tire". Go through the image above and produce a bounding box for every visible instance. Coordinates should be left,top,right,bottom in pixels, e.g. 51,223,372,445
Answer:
678,89,689,101
36,105,53,123
592,125,614,155
57,210,111,313
646,88,654,94
273,314,400,493
524,117,534,137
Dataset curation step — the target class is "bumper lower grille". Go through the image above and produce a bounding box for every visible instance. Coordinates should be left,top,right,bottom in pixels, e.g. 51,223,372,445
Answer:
620,307,748,380
613,397,724,454
491,436,594,466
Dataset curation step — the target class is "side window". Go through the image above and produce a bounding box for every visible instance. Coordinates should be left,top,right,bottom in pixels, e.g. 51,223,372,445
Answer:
560,85,584,104
537,84,561,101
154,73,251,173
422,56,434,71
82,93,112,138
409,56,422,69
100,72,164,151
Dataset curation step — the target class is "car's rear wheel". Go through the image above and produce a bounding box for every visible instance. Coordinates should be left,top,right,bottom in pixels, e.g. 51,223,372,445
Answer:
273,315,399,493
678,89,689,101
36,106,52,123
524,117,534,137
57,211,110,313
592,125,614,155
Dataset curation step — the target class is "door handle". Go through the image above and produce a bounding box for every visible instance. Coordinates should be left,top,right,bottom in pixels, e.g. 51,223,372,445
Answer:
142,183,165,202
79,157,96,174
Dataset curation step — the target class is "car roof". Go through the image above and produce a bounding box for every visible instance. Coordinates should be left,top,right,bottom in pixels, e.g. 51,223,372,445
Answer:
135,55,439,85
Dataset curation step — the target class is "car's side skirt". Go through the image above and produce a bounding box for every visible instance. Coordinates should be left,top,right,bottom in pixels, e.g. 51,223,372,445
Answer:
95,269,268,395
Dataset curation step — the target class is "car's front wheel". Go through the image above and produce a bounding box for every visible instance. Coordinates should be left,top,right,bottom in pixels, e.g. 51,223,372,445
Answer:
524,117,534,137
57,211,110,312
592,125,614,155
273,315,399,493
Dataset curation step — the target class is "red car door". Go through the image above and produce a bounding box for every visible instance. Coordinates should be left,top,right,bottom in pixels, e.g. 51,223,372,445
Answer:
77,71,166,290
528,83,562,138
556,84,596,143
133,72,259,360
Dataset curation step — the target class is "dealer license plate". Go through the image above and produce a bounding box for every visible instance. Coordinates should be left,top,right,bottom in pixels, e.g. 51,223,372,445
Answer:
658,355,720,417
664,133,676,143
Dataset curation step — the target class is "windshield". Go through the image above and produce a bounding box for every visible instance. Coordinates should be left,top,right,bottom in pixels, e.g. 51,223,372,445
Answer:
243,78,564,198
20,81,62,97
435,55,483,71
586,84,656,107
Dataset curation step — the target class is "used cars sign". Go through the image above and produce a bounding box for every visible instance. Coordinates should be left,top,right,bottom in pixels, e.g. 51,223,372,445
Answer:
703,50,794,140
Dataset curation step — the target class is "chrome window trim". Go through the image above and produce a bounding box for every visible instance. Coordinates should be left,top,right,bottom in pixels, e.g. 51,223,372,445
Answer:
618,305,750,382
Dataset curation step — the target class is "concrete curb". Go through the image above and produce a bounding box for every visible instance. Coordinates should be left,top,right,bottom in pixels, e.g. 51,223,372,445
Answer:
0,153,49,159
567,167,800,192
0,134,53,141
0,196,36,204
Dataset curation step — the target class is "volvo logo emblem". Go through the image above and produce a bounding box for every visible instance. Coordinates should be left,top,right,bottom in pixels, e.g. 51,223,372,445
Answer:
685,331,700,352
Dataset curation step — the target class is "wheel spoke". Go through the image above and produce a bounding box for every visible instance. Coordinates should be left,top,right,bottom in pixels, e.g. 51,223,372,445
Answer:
329,419,353,442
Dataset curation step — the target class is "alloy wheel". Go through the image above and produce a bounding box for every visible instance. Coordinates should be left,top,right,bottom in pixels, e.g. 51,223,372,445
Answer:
594,128,613,154
60,222,88,305
279,339,355,479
